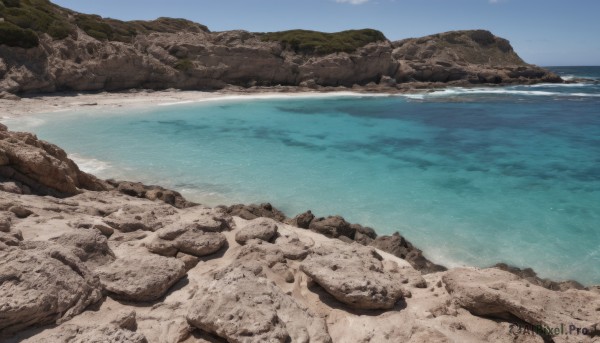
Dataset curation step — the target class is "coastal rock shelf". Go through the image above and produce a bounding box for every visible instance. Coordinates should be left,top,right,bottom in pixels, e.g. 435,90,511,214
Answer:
1,126,599,343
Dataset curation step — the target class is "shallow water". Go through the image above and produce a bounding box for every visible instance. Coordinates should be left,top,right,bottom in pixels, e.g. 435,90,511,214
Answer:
6,67,600,284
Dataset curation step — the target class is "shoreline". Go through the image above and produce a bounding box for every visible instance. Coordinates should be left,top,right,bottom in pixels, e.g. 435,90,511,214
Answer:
1,86,598,287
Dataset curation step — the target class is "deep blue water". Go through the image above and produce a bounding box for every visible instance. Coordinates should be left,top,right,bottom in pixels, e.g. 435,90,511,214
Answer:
5,66,600,284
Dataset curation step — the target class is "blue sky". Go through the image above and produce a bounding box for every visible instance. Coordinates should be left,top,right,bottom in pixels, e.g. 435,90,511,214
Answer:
52,0,600,66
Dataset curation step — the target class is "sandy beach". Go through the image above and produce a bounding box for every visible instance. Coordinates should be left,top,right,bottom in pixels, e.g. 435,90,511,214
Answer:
0,87,409,119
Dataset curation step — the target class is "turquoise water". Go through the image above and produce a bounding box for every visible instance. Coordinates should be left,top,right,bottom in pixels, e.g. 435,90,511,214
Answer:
5,67,600,284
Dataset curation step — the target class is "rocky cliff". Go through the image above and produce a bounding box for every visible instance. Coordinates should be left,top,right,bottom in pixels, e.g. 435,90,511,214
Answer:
1,125,599,343
0,0,560,95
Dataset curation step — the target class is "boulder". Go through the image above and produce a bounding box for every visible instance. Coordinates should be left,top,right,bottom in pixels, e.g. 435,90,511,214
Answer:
234,217,278,245
289,210,315,229
443,268,600,341
0,243,103,335
224,202,287,222
187,267,332,343
96,254,186,302
300,242,417,310
0,129,109,197
370,232,446,274
9,205,33,218
308,216,355,240
147,222,227,257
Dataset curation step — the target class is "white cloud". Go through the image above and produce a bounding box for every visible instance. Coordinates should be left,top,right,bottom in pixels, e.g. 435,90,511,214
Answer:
489,0,507,4
335,0,370,5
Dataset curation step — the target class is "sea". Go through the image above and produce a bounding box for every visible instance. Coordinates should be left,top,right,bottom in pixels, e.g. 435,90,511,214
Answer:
5,66,600,284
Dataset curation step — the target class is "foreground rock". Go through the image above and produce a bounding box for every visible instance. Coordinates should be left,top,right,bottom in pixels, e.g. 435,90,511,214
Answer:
0,127,108,197
22,311,148,343
51,230,116,269
187,267,332,343
0,243,103,335
234,217,278,245
96,254,186,302
300,242,423,310
444,268,600,341
147,221,228,257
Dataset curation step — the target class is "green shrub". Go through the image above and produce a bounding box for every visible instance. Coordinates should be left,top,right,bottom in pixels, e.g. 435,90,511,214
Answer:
0,21,39,48
2,0,21,8
46,21,72,39
262,29,386,54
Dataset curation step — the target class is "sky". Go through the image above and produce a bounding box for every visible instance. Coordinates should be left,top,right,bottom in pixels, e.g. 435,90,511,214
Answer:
52,0,600,66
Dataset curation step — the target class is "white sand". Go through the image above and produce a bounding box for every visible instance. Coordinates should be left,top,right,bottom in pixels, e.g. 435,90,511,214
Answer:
0,89,398,119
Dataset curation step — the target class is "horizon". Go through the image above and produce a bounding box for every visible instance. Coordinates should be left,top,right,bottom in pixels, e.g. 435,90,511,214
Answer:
50,0,600,67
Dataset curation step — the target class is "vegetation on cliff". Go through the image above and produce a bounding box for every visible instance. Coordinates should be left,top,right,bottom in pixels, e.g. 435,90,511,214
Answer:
0,0,208,47
261,29,387,54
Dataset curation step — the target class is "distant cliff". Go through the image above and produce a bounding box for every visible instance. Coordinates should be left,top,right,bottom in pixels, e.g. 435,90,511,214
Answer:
0,0,561,94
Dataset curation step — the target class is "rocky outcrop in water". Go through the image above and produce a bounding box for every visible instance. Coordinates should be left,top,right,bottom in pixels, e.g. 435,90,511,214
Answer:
0,2,560,95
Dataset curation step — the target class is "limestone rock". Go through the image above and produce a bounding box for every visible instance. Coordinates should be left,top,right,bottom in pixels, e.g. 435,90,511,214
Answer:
187,268,332,343
0,213,11,232
96,254,186,302
0,243,103,335
0,128,109,197
308,216,355,240
370,232,446,274
224,202,287,222
176,252,200,271
51,230,116,269
234,217,278,245
289,210,315,229
443,268,600,340
104,204,177,233
108,180,197,209
300,243,412,310
8,205,33,218
147,222,227,257
22,311,147,343
0,229,22,246
494,263,586,291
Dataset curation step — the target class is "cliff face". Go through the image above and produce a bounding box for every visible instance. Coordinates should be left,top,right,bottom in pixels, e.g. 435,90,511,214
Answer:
0,1,560,94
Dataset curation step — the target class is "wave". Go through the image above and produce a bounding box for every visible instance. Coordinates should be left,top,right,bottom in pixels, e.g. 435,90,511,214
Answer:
156,92,392,106
402,87,600,99
69,154,112,174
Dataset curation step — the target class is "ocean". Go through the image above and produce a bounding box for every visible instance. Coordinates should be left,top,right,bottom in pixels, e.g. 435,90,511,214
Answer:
5,66,600,284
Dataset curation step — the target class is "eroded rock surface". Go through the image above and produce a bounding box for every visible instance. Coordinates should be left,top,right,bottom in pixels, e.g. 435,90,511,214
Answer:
96,253,186,302
234,217,278,245
0,243,103,335
0,129,108,197
300,242,420,310
187,267,332,343
147,221,228,257
444,268,600,341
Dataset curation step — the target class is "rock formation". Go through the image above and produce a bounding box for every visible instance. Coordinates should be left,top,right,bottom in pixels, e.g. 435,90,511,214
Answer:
0,126,109,196
0,2,560,95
